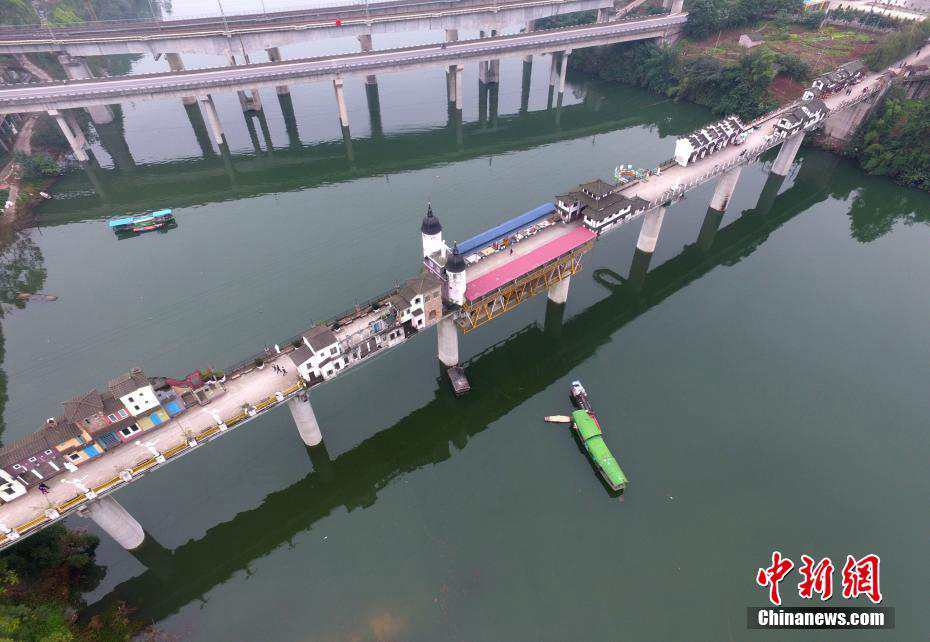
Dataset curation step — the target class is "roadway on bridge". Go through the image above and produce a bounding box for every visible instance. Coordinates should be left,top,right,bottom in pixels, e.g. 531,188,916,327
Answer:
0,0,605,46
0,357,302,535
0,15,685,112
617,53,928,206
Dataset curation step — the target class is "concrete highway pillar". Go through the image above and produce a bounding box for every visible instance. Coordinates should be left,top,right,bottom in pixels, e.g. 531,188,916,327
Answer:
822,98,875,142
709,166,742,212
520,56,533,113
548,53,559,88
597,7,611,22
445,29,459,107
524,21,535,64
697,207,724,252
544,297,565,340
333,77,350,130
276,91,301,148
57,54,113,125
663,0,684,11
94,111,136,172
357,34,378,85
49,109,88,162
288,394,323,447
198,95,226,146
165,53,196,105
81,496,145,550
627,247,652,293
227,54,262,113
437,316,459,367
366,82,384,138
636,206,667,254
547,275,571,304
455,65,464,111
183,101,216,156
753,172,785,216
558,50,571,98
265,47,290,95
771,133,804,177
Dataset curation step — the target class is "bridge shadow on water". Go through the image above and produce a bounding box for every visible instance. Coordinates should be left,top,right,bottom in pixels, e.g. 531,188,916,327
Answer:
82,148,916,624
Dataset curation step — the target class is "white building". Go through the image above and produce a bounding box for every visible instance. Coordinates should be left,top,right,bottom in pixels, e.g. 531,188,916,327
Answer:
289,325,347,382
107,368,160,417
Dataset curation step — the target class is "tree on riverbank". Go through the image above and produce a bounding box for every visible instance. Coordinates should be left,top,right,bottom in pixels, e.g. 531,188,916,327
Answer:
571,41,780,119
0,525,148,641
853,89,930,192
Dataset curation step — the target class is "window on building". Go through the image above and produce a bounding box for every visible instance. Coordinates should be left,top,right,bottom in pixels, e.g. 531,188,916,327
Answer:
118,409,128,419
28,457,36,463
134,405,140,411
68,452,82,462
108,413,118,422
13,464,24,471
44,450,52,456
128,396,134,402
330,347,337,355
335,362,341,370
119,425,140,438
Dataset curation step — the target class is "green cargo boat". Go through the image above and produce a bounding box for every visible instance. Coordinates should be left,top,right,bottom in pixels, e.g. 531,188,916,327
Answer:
568,381,628,492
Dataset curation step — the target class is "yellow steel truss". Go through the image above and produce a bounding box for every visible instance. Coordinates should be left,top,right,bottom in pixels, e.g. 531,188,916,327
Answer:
455,243,594,333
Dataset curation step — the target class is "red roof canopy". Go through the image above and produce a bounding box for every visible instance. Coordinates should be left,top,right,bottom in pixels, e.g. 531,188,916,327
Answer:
465,227,596,302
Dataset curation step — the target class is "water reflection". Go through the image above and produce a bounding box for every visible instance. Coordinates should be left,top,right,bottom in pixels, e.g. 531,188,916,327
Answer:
86,149,854,625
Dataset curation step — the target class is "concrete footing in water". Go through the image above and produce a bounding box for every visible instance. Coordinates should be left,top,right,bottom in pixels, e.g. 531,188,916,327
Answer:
289,394,322,447
81,496,145,550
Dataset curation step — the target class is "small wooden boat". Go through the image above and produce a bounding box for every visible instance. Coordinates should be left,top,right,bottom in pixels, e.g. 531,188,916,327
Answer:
544,415,572,424
108,209,175,235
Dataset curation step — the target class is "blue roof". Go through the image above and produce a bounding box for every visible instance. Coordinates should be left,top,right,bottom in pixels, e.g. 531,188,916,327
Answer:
108,209,172,228
456,203,555,256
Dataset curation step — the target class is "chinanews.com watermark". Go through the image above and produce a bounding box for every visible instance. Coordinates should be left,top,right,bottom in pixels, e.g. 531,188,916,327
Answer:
748,551,894,630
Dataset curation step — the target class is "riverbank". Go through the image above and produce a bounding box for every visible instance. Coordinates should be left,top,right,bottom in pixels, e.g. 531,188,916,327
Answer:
556,11,930,191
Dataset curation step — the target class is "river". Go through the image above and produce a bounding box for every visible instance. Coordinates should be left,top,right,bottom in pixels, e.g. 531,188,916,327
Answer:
0,10,928,641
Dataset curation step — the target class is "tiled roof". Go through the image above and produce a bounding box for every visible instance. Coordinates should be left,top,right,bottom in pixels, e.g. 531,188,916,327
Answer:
304,326,338,352
107,368,149,398
288,345,314,367
62,389,104,423
0,419,82,469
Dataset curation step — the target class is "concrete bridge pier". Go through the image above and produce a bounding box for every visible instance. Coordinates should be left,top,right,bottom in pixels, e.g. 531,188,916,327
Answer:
357,35,378,86
198,95,226,147
520,56,533,113
597,7,611,22
80,495,145,550
437,317,459,367
288,393,323,447
276,91,302,148
265,47,290,95
57,54,113,125
183,101,216,157
663,0,685,12
753,172,786,216
49,109,88,162
164,53,196,106
333,77,351,135
771,133,803,177
822,95,880,143
547,275,571,304
696,206,724,252
544,297,566,340
627,247,652,293
447,64,464,112
709,166,742,212
227,55,262,113
557,50,571,107
636,205,667,254
93,110,136,172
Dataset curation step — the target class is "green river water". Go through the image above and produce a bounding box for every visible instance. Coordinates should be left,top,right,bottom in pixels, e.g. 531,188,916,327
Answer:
0,14,928,641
